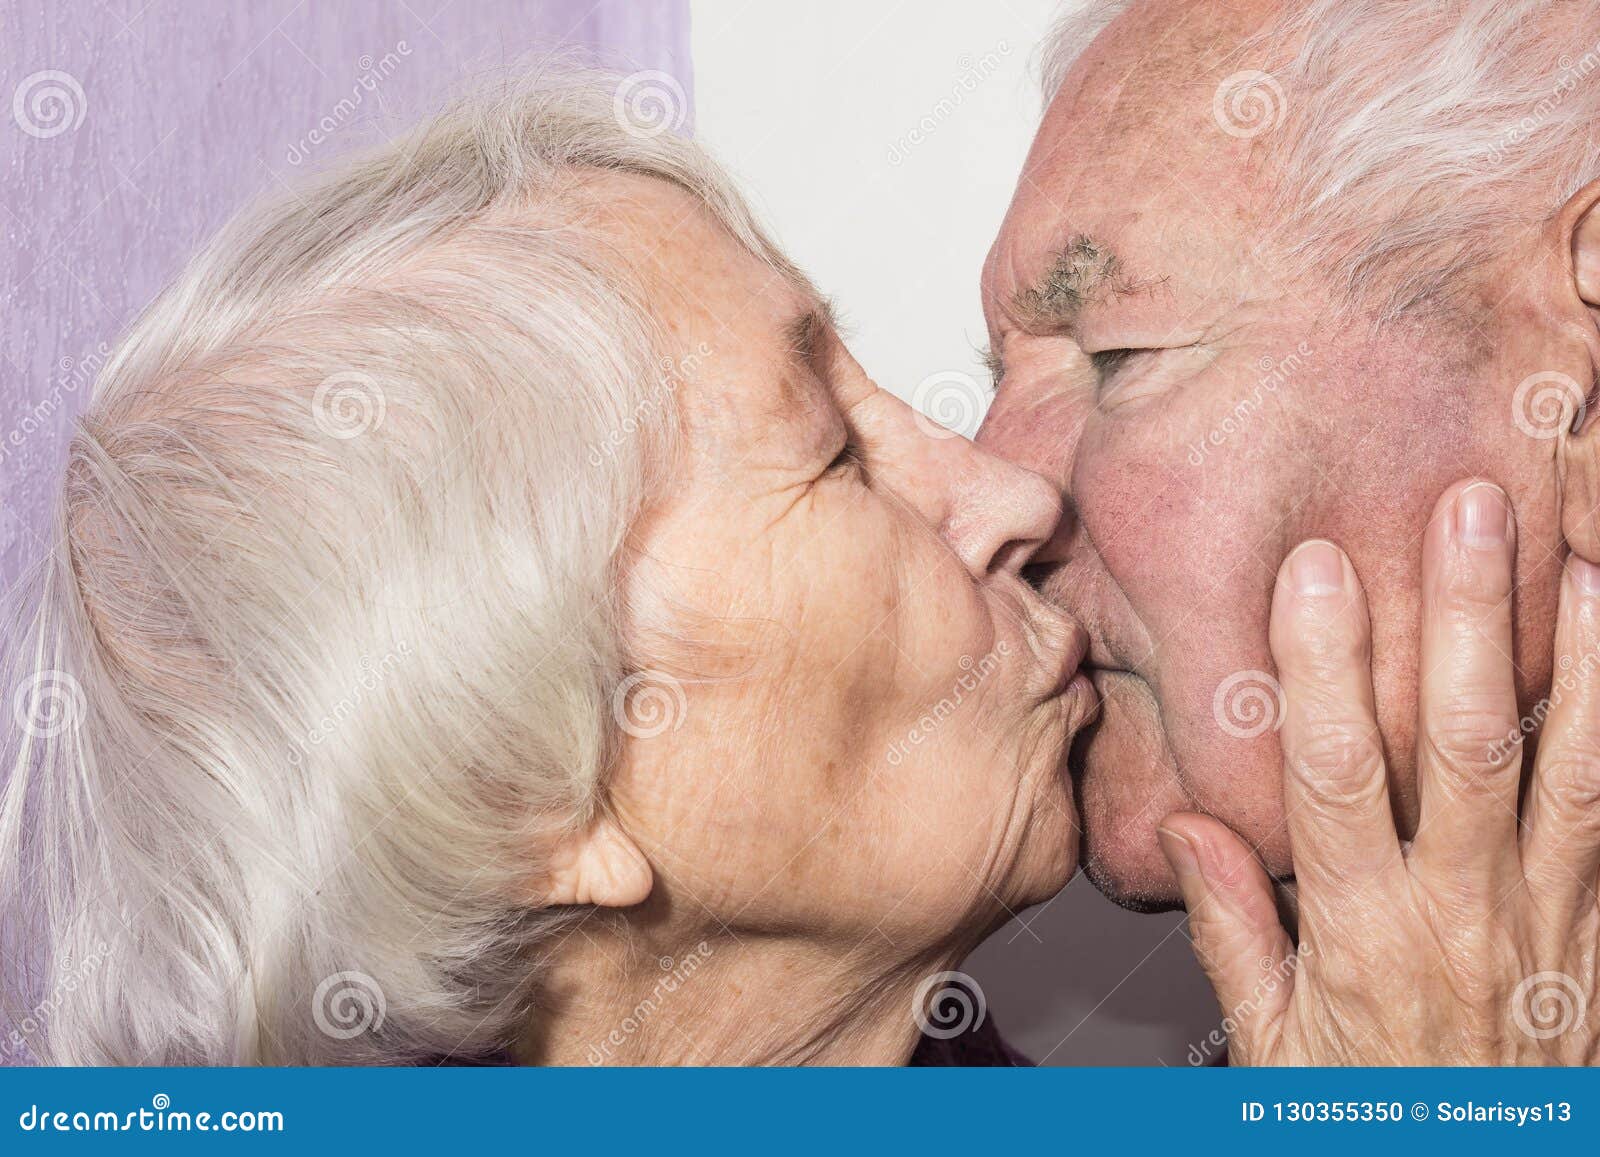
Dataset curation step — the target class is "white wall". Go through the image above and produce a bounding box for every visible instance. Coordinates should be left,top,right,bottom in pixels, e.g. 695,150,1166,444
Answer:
689,0,1220,1066
692,1,1044,417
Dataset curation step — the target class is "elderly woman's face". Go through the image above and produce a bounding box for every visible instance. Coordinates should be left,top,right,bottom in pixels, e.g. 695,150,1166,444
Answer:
597,176,1095,948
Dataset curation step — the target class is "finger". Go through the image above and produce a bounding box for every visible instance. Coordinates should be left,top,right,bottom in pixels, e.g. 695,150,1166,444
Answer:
1271,539,1405,907
1521,554,1600,919
1158,813,1294,1063
1410,481,1523,893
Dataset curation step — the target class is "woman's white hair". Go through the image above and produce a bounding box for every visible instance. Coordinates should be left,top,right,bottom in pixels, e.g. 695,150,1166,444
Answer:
1042,0,1600,319
1,66,786,1064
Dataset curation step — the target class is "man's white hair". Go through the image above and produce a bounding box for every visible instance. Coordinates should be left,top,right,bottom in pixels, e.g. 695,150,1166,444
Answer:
1,67,786,1064
1042,0,1600,319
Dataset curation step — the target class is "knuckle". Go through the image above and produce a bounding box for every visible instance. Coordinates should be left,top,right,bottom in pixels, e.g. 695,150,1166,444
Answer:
1536,752,1600,818
1283,613,1365,674
1288,721,1388,807
1421,702,1519,777
1439,555,1513,608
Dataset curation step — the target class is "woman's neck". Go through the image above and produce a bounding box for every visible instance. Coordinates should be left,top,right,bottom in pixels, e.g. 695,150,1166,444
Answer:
517,927,967,1066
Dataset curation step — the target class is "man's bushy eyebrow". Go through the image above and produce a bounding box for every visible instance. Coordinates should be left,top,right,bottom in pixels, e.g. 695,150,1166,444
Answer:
1013,233,1125,328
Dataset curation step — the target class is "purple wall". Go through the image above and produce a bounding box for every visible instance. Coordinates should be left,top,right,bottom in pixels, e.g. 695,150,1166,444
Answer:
0,0,691,594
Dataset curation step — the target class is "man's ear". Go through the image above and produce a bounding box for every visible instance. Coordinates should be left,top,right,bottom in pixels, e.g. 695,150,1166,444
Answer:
1572,179,1600,326
537,812,653,908
1557,178,1600,563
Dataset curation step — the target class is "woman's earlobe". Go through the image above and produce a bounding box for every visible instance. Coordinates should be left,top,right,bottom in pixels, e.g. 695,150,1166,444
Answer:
537,813,653,908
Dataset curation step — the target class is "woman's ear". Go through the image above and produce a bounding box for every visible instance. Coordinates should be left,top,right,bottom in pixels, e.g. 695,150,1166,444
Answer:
537,813,653,908
1557,179,1600,563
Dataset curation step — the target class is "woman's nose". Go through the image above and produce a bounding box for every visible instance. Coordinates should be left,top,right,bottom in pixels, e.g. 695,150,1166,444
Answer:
942,443,1063,578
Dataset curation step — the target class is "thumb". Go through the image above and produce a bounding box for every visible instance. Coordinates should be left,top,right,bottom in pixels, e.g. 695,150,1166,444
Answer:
1158,812,1295,1063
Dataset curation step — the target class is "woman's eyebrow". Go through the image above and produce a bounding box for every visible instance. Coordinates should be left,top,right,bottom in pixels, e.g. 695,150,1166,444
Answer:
781,298,845,370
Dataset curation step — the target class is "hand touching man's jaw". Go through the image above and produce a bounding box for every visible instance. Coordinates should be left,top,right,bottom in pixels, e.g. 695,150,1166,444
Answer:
976,0,1600,909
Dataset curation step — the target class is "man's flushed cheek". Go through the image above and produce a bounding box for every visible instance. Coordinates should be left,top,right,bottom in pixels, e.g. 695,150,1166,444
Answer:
1074,449,1302,872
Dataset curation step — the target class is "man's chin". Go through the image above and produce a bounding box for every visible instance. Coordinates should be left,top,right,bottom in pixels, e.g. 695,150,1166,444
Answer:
1068,691,1188,912
1079,852,1186,913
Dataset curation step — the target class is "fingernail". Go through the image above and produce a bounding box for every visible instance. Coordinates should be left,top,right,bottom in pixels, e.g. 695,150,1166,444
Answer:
1455,482,1509,549
1288,540,1344,596
1568,554,1600,595
1157,827,1200,878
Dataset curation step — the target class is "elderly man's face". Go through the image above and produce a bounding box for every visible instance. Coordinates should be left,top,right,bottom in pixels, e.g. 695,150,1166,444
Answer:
977,0,1566,906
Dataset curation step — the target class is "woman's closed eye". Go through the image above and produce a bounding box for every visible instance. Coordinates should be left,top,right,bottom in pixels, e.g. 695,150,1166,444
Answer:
826,435,865,477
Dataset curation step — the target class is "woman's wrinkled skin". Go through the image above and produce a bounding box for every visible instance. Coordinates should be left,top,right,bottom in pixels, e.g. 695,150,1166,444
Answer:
520,175,1096,1065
